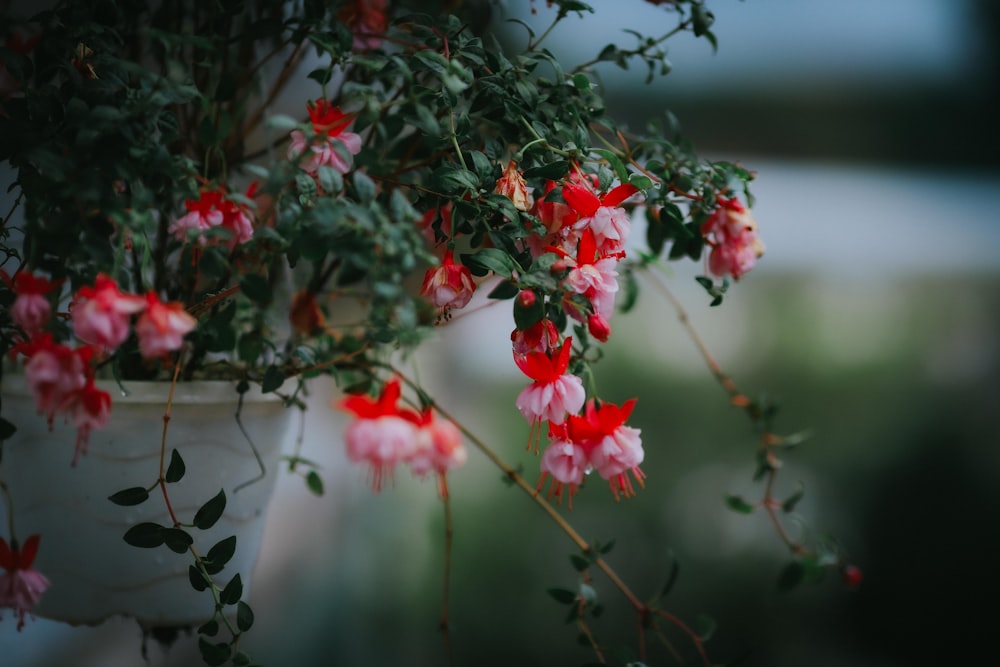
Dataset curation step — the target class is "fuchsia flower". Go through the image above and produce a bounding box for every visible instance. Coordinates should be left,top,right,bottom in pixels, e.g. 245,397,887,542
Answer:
701,196,765,280
169,184,256,247
339,378,419,491
19,334,92,426
537,398,645,504
337,0,390,51
514,338,585,426
561,181,638,257
511,319,561,355
10,272,60,333
420,250,476,312
288,99,362,175
61,380,112,464
338,377,467,493
0,534,50,631
70,274,145,350
134,292,196,359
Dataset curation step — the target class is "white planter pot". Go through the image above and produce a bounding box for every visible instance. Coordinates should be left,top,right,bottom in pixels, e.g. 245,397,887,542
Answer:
0,376,294,628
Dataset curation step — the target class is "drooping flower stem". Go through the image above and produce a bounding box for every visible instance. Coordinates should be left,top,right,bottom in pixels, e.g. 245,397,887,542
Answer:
439,484,455,667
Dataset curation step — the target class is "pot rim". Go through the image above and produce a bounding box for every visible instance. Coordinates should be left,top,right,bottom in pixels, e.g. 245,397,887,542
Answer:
1,373,287,405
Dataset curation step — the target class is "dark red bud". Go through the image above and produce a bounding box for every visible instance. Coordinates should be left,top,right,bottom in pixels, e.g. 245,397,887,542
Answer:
841,564,863,589
516,290,537,309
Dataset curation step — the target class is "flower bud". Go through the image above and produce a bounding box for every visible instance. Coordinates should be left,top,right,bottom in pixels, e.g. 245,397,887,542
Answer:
587,313,611,342
841,564,863,589
516,290,537,309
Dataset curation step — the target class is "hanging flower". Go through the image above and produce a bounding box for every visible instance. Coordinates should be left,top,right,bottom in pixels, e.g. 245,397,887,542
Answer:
338,378,419,491
61,380,112,464
420,250,476,312
513,338,586,426
10,272,60,333
511,319,561,355
701,196,765,280
337,0,390,51
134,293,197,359
288,99,362,175
0,534,50,631
70,274,145,351
19,334,93,427
562,181,639,257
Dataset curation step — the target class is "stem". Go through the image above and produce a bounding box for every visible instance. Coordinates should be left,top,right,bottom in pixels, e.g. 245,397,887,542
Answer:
571,22,689,74
0,477,16,543
439,483,455,666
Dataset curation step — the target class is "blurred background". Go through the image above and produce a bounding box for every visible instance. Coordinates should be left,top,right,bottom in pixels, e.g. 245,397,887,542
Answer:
3,0,999,665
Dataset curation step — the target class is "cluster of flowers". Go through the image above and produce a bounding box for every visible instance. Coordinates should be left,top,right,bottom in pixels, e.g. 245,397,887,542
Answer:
5,273,196,463
338,377,468,497
415,160,765,504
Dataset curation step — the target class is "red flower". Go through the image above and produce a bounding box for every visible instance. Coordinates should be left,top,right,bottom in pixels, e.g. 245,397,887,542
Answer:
0,534,50,631
494,160,530,212
420,250,476,312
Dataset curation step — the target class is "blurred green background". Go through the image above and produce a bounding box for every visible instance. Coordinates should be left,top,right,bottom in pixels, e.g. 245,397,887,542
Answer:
3,1,999,665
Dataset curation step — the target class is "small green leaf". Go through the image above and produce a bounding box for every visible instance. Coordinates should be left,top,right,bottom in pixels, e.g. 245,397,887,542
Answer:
220,573,243,605
162,528,194,554
695,613,717,641
240,274,272,306
198,619,219,636
461,248,520,278
777,561,805,592
165,449,186,483
782,482,806,513
570,554,590,572
487,280,520,300
189,565,209,592
724,493,756,514
108,487,150,506
0,417,15,440
205,535,237,574
198,637,231,667
305,471,324,496
236,601,255,632
262,365,285,393
123,522,165,549
353,171,376,204
547,587,577,605
193,489,227,530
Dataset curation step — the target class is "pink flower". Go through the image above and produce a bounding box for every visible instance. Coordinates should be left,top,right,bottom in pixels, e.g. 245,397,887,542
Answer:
562,181,638,257
11,272,60,333
0,534,50,631
61,381,112,464
514,338,586,426
70,274,145,350
420,250,476,312
217,182,257,246
536,423,589,506
574,399,646,501
169,189,225,244
337,0,389,51
20,334,92,426
701,197,765,280
288,100,362,175
338,378,419,491
134,293,196,359
407,410,467,497
417,204,453,248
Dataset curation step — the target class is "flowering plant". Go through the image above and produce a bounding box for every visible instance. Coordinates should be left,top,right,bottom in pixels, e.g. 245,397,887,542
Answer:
0,0,849,665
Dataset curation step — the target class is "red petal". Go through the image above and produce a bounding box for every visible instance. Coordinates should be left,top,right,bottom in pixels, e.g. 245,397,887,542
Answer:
561,183,601,218
18,534,40,568
601,183,639,208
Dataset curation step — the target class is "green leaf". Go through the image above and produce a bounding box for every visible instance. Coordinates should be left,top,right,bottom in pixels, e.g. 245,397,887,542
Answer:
0,417,15,440
198,637,231,667
461,248,519,278
198,619,219,636
193,489,227,530
487,280,520,300
123,522,165,549
236,601,255,632
205,536,237,574
569,554,590,572
547,587,577,605
108,487,150,506
523,160,570,180
162,528,194,554
240,274,272,306
659,555,680,599
782,482,806,513
724,493,756,514
777,561,805,592
165,449,186,483
262,365,285,393
695,613,717,641
220,573,243,605
305,471,324,496
353,171,376,204
189,565,209,592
